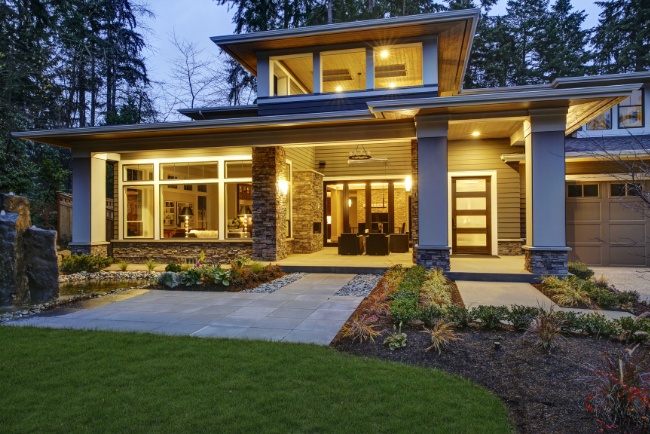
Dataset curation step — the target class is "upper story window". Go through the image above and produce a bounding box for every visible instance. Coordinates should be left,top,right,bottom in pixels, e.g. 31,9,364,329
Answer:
321,48,366,93
374,44,423,89
123,164,153,181
271,54,313,96
586,109,612,130
618,89,644,128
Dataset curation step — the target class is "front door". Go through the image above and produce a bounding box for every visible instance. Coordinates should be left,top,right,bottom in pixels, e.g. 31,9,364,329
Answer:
452,176,491,254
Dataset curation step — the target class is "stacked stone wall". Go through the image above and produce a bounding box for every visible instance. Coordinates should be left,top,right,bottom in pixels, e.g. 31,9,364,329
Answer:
415,247,450,271
498,240,524,256
292,170,324,254
524,249,568,275
410,139,419,264
112,241,252,264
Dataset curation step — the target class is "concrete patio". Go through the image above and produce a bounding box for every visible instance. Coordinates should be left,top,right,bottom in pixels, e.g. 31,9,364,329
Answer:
8,274,363,345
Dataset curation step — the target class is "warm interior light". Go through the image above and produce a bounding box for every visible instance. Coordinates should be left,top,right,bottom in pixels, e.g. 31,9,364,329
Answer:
389,82,396,89
472,131,480,137
278,179,289,195
405,175,412,192
335,85,343,92
380,49,389,59
326,216,332,225
348,198,352,207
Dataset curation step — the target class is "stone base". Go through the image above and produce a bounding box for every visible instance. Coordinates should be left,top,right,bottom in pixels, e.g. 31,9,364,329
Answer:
111,241,253,265
415,246,450,271
498,240,524,256
69,244,109,256
524,248,569,275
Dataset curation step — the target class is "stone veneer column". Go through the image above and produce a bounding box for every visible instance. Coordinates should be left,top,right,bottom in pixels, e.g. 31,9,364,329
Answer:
292,170,324,254
410,139,419,264
413,115,451,271
523,108,570,275
252,147,289,261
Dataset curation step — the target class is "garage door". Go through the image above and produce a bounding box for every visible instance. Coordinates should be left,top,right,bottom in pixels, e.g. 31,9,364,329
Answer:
566,181,650,266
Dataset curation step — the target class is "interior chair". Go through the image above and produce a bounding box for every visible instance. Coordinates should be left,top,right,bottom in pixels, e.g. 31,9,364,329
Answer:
338,233,364,255
366,233,389,256
389,233,409,253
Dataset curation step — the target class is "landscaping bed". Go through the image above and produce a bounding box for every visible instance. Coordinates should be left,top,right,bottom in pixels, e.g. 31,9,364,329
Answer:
333,265,650,434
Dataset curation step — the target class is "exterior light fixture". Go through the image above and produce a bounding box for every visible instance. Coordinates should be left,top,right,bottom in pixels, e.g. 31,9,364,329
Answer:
380,49,389,58
389,82,396,89
335,85,343,92
405,175,412,192
179,206,194,238
278,179,289,195
472,131,480,137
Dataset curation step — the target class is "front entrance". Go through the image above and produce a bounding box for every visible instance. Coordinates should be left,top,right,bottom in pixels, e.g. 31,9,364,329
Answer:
452,176,492,254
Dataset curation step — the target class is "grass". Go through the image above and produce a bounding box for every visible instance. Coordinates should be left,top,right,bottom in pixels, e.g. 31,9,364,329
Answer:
0,327,512,433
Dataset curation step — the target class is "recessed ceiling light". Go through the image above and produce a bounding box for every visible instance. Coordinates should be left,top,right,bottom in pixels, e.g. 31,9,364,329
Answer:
380,49,389,59
472,131,480,137
389,82,396,89
335,86,343,92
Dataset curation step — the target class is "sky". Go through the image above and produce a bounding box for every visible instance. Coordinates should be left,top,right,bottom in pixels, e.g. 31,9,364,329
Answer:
141,0,604,117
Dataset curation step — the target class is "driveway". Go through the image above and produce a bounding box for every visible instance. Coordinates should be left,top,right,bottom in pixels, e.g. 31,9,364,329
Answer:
590,266,650,303
7,274,363,345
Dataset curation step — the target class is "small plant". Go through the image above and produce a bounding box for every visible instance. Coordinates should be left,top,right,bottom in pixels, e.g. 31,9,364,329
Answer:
383,323,407,351
419,305,445,327
586,345,650,433
618,290,641,306
341,316,382,343
145,258,157,272
250,261,265,274
390,297,420,325
507,305,540,331
444,305,472,328
554,310,583,333
181,268,202,286
579,313,618,338
165,263,182,273
422,320,462,354
589,287,619,309
471,305,508,329
60,254,114,273
118,260,128,271
526,306,565,352
212,268,231,287
568,261,595,280
616,313,650,344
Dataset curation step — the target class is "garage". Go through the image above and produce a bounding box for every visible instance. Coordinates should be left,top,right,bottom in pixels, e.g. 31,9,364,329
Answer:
566,181,650,266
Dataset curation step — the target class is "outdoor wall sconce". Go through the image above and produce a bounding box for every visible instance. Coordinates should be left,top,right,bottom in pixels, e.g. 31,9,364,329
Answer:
179,206,194,238
278,179,289,195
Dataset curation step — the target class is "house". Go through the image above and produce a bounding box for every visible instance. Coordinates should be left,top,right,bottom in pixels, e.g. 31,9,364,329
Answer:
14,9,650,273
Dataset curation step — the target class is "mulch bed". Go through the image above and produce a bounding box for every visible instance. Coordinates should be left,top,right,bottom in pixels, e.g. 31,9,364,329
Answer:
334,326,649,434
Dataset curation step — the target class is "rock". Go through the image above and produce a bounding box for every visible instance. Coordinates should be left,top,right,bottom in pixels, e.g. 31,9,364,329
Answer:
158,272,183,289
0,193,31,227
23,227,59,303
0,212,28,306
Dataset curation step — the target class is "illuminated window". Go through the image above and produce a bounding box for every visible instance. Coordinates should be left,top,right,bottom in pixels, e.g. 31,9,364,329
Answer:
271,54,312,96
374,44,423,89
586,109,612,130
124,186,154,238
321,49,366,93
618,89,644,128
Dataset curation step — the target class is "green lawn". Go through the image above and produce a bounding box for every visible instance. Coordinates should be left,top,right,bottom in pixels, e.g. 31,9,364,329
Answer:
0,327,512,433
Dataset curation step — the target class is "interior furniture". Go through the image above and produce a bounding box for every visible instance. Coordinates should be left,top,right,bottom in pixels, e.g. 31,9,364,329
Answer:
389,233,409,253
188,230,219,238
366,233,389,255
338,233,365,255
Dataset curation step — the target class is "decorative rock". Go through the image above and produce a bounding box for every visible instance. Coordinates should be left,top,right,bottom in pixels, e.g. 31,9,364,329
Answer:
23,227,59,303
158,272,183,289
242,273,307,293
334,274,382,297
0,212,28,305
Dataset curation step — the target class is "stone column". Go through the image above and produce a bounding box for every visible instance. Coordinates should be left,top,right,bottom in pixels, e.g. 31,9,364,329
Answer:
0,194,31,306
413,115,451,270
292,170,324,254
70,152,109,256
252,147,289,261
523,108,570,275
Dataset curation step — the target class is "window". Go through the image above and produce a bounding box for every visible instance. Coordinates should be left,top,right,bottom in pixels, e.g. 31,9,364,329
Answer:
321,48,366,93
225,160,252,178
285,162,292,238
618,89,644,128
160,162,219,180
124,186,154,237
567,183,599,198
225,183,252,239
374,44,423,89
610,183,642,197
271,54,312,96
123,164,153,181
161,183,219,239
586,109,612,130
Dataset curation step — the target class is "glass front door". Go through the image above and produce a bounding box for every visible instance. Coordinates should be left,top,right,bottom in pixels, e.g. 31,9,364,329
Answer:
451,176,491,254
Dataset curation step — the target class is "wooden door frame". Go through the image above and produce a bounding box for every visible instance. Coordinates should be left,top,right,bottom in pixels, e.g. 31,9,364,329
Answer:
448,171,498,255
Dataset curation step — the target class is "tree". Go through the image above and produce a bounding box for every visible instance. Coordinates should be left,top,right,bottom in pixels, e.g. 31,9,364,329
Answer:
593,0,650,73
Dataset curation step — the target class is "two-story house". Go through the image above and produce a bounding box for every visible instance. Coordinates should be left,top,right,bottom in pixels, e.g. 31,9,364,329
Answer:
14,9,650,273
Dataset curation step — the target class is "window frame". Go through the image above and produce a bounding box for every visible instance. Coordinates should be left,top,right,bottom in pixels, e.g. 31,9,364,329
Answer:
618,89,644,129
567,183,600,198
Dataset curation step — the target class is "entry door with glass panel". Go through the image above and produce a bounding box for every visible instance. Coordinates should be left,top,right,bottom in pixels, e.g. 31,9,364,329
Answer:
452,176,491,254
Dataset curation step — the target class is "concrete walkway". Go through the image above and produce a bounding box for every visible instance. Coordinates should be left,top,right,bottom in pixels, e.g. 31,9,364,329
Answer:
591,267,650,303
457,281,634,320
7,274,363,345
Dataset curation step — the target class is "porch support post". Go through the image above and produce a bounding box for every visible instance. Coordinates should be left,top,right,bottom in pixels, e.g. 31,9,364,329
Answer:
413,115,450,270
69,151,109,256
252,146,289,261
523,108,570,275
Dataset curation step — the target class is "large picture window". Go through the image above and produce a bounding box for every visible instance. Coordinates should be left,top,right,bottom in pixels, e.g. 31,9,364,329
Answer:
618,89,644,128
161,183,219,238
124,186,154,238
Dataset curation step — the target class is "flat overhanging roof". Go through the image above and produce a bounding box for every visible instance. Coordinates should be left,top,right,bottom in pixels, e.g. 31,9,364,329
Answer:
212,9,480,96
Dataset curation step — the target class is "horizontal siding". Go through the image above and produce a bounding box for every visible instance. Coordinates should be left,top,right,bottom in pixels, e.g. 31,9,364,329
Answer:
285,147,315,172
315,141,411,177
566,161,629,175
448,139,522,240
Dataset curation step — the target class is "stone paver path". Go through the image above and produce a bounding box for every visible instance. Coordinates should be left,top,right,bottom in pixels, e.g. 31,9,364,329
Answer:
7,274,362,345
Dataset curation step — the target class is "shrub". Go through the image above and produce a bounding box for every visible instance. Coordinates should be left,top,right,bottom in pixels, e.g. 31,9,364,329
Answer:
212,268,231,287
579,313,618,338
589,288,619,309
420,285,452,307
145,258,157,272
158,272,182,289
586,346,650,433
471,305,508,329
383,324,407,351
526,306,565,352
422,320,462,354
444,305,473,328
554,310,583,333
250,261,265,274
419,305,445,327
390,297,420,325
552,286,591,307
341,316,382,343
165,263,182,273
618,290,641,306
568,261,594,280
60,254,114,273
118,260,128,271
616,314,650,344
507,305,540,331
181,268,203,287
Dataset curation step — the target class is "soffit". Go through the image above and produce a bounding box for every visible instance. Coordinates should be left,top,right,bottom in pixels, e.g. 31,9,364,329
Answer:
448,120,521,141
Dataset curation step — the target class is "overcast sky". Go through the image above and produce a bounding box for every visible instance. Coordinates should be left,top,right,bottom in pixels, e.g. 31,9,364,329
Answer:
142,0,603,117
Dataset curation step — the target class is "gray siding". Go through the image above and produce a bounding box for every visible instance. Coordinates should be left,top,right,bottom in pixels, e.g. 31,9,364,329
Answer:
285,147,315,172
448,139,522,240
315,141,411,177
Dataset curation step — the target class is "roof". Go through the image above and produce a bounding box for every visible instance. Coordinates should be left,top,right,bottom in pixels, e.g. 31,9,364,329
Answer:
565,135,650,153
212,9,480,96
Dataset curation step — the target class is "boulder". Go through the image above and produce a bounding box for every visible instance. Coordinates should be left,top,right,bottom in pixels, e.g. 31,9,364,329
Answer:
0,193,31,229
23,227,59,303
0,212,28,306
